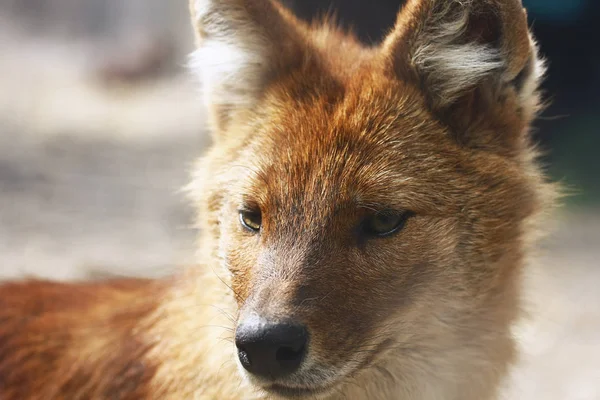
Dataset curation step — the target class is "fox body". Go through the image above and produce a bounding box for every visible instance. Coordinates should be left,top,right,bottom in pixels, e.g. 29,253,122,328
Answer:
0,0,556,399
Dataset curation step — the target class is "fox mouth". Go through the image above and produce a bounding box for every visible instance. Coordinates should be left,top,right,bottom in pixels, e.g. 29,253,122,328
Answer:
266,383,330,398
255,338,397,398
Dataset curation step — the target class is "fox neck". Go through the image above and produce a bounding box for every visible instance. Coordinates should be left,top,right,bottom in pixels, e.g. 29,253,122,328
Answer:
338,267,521,400
340,327,514,400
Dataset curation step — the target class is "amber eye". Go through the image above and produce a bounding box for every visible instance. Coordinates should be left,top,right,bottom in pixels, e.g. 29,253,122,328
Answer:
362,211,411,237
239,210,262,232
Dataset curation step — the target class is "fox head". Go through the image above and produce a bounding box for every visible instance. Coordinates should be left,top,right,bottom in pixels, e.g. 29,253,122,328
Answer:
187,0,552,397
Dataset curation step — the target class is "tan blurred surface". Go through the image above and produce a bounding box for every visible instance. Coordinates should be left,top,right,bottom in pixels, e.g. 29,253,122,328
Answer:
0,23,599,400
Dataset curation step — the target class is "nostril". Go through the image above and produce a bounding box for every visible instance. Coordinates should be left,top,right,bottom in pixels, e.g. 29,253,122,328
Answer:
237,347,252,369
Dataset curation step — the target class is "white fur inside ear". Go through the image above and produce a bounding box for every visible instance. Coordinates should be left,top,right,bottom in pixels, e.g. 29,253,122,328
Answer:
193,0,211,23
411,9,505,105
188,0,271,115
188,41,266,111
415,43,503,103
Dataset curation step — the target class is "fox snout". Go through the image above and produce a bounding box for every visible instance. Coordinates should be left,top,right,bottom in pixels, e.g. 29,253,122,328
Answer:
233,276,314,382
235,314,309,380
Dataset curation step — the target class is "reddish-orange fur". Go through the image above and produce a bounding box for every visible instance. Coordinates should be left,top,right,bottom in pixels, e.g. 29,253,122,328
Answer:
0,0,556,399
0,279,163,399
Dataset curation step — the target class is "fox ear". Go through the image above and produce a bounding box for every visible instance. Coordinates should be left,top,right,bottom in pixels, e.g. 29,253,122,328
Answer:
189,0,304,134
384,0,545,153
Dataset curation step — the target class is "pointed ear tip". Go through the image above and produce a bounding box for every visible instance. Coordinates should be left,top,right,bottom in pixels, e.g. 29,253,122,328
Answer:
189,0,202,33
189,0,199,18
189,0,215,25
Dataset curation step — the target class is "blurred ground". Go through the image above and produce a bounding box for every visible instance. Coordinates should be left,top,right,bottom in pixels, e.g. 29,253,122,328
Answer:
0,24,599,400
0,25,206,280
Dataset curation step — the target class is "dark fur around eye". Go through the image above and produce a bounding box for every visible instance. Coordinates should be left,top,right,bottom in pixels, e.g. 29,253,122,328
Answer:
361,210,413,238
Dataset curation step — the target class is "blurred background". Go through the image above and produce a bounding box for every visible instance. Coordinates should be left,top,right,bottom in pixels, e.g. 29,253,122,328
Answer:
0,1,598,399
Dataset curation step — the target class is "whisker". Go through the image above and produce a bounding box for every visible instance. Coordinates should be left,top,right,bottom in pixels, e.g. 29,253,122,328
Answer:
235,374,244,392
208,264,244,303
188,302,237,324
217,359,234,377
208,305,237,323
192,324,234,331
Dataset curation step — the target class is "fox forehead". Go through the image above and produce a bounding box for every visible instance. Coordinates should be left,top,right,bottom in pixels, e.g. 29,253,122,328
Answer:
225,79,473,216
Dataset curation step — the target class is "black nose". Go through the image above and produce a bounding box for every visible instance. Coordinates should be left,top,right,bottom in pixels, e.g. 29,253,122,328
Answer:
235,316,308,380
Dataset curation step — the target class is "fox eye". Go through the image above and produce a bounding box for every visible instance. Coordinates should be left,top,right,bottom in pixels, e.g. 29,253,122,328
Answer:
239,210,262,233
362,211,412,237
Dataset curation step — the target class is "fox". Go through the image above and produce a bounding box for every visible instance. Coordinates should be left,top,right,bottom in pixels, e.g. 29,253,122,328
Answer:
0,0,557,399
